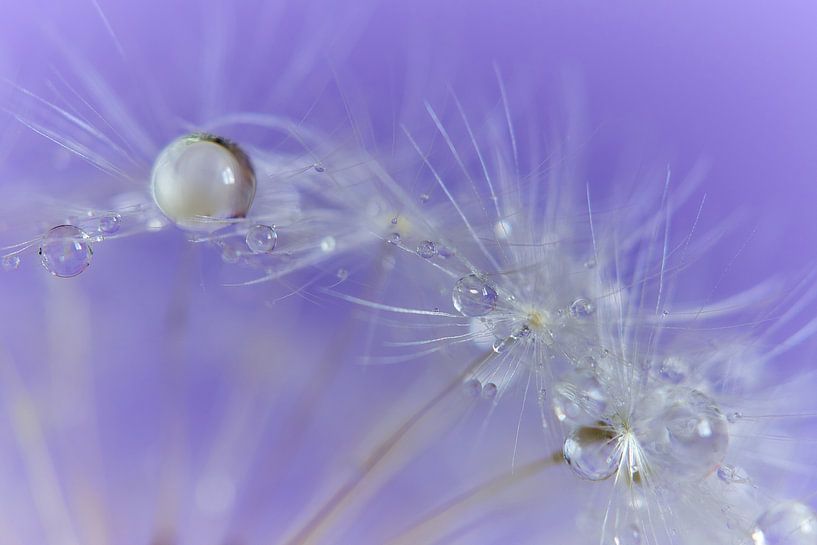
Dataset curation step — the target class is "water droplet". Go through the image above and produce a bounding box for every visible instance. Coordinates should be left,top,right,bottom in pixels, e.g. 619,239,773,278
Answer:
482,382,498,400
390,217,399,225
563,427,620,481
313,163,325,173
452,274,498,317
569,298,595,319
419,193,430,203
245,224,278,254
752,502,817,545
657,356,687,384
2,255,20,271
336,268,348,280
39,225,93,278
637,387,729,480
416,240,437,258
464,378,482,397
151,133,256,231
584,259,597,269
717,464,749,484
387,233,401,245
493,220,512,239
320,236,336,253
98,214,121,234
613,525,642,545
727,411,743,424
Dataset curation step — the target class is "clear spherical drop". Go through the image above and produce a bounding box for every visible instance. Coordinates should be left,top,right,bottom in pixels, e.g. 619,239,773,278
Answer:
98,214,121,234
387,232,401,245
39,225,93,278
482,382,498,400
2,255,20,271
452,274,498,317
752,502,817,545
569,297,595,319
151,133,256,231
416,240,437,258
245,224,278,254
636,386,729,480
563,427,620,481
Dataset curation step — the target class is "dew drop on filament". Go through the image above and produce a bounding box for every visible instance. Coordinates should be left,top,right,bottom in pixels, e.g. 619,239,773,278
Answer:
245,224,278,254
452,274,498,317
39,225,93,278
562,427,620,481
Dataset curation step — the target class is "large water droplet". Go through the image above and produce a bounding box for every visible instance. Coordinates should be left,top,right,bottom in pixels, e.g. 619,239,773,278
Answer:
752,502,817,545
563,427,620,481
151,133,256,231
245,224,277,254
452,274,498,317
636,386,729,480
39,225,93,278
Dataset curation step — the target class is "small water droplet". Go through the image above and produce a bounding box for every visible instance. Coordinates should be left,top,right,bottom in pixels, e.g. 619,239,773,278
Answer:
336,268,348,280
387,232,401,245
482,382,498,400
563,427,620,481
569,298,595,319
752,502,817,545
584,259,597,269
2,255,20,271
98,214,121,234
416,240,437,258
717,464,749,484
313,163,325,173
419,193,430,203
727,411,743,424
452,274,498,317
390,217,399,225
245,224,278,254
39,225,93,278
320,236,336,253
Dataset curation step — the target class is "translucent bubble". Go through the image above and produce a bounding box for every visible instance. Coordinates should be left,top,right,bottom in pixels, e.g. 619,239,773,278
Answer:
636,386,729,480
387,232,401,245
569,297,595,319
416,240,437,258
98,214,121,234
613,525,642,545
752,502,817,545
563,427,620,481
245,224,278,254
38,225,93,278
2,255,20,271
452,274,498,317
151,133,256,230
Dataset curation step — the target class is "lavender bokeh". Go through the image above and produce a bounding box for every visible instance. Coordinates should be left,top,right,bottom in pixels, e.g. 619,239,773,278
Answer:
1,1,817,544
